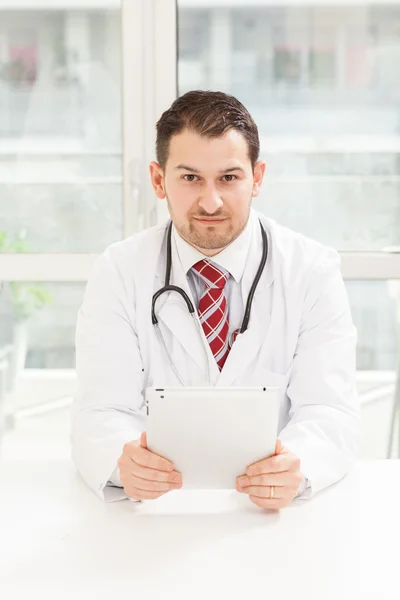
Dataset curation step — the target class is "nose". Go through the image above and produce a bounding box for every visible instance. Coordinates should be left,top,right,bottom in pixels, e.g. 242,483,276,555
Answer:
198,185,223,214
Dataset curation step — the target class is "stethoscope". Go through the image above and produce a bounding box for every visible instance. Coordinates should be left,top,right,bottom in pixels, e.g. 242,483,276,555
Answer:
151,218,268,386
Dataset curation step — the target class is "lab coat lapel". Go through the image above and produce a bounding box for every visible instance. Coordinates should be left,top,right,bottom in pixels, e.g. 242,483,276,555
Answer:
155,236,213,376
217,281,271,386
217,213,274,386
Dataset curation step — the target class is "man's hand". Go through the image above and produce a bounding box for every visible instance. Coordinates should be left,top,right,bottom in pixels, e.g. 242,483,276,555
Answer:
117,431,182,500
236,439,304,510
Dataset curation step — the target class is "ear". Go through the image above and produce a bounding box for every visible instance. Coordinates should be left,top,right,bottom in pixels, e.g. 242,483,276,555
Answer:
252,160,267,198
149,161,166,199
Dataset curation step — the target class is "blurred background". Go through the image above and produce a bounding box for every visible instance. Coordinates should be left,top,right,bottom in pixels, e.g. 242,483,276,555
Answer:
0,0,399,464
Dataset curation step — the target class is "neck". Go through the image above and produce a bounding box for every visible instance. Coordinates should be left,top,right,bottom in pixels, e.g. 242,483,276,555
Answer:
176,215,251,257
189,243,225,257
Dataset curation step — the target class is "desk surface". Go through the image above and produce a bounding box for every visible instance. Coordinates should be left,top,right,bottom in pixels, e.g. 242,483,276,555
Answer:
0,460,398,600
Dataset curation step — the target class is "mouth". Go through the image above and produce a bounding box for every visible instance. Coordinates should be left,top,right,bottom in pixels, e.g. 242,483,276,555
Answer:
193,217,227,225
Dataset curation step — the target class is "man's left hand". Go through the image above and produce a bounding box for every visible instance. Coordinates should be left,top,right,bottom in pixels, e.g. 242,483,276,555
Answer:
236,439,304,510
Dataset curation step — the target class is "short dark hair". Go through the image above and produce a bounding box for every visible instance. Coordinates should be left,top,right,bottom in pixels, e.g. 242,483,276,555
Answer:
156,90,260,171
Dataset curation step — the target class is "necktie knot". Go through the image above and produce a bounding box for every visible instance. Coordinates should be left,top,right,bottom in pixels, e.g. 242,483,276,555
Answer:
191,259,229,290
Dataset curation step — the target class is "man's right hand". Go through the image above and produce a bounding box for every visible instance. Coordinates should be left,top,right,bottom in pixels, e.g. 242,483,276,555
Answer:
117,431,182,500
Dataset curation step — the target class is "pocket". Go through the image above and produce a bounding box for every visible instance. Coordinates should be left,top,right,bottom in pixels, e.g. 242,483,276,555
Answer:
254,365,293,391
256,368,293,433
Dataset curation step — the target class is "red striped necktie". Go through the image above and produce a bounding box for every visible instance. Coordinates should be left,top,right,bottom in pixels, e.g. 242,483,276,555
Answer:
191,259,236,370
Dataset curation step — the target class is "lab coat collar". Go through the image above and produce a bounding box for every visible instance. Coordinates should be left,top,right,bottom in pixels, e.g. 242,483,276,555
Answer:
218,210,274,385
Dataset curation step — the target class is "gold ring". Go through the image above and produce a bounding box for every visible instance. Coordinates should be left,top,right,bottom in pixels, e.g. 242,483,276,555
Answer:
270,486,275,499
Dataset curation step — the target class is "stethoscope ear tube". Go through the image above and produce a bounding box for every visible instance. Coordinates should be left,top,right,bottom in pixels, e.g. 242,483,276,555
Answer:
240,219,268,333
151,222,196,324
152,219,267,328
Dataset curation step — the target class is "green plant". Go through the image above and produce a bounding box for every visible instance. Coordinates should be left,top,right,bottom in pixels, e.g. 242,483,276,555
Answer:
0,230,53,322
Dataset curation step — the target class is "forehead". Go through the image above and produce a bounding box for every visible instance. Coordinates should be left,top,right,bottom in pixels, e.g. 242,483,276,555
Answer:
167,128,251,170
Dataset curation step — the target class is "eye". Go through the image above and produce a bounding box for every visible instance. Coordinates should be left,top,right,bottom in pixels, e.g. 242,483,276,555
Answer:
182,174,199,182
222,174,237,182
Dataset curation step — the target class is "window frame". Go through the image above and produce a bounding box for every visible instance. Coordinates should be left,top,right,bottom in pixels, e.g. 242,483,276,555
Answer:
1,0,400,284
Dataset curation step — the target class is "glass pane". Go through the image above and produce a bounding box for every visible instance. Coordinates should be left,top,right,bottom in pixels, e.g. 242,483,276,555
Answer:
348,280,398,371
0,280,82,370
177,3,400,251
0,6,123,253
0,280,82,442
346,280,398,459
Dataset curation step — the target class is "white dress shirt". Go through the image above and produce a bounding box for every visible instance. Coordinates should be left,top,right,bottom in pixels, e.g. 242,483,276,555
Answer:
107,214,308,498
173,214,253,340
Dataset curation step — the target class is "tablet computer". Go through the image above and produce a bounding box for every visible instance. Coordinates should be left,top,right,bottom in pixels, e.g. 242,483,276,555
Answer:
144,386,280,490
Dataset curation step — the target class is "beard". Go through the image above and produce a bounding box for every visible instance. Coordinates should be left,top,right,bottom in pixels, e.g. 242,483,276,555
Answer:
166,197,250,251
184,219,236,249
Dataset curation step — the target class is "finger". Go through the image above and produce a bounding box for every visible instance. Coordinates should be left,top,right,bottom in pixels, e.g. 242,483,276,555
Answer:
130,475,182,493
140,431,147,449
275,438,283,454
130,461,182,484
132,445,175,473
239,485,293,500
125,487,168,501
246,453,300,476
118,454,182,485
238,471,303,489
249,495,292,510
241,485,296,500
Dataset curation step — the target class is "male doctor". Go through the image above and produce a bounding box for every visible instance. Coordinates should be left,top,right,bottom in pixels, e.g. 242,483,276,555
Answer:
71,90,360,509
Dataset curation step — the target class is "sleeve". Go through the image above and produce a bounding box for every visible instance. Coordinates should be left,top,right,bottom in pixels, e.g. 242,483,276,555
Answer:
108,466,124,487
294,476,311,500
105,467,142,504
70,250,146,503
279,248,361,498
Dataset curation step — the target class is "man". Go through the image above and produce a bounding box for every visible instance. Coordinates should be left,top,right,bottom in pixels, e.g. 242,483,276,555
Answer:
71,90,360,509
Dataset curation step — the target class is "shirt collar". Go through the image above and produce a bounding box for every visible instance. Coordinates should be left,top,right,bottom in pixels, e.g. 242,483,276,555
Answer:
172,213,254,283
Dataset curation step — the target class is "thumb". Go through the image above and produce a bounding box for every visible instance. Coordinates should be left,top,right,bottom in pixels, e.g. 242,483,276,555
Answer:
140,431,147,449
275,438,283,455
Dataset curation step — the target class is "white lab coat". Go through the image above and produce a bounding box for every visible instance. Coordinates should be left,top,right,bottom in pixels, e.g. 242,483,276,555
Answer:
71,209,360,502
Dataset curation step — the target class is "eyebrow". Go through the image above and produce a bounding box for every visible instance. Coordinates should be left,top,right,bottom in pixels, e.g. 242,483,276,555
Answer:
174,164,245,174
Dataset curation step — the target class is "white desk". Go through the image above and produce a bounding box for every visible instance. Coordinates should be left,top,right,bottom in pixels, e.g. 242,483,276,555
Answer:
0,460,398,600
